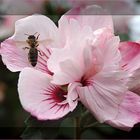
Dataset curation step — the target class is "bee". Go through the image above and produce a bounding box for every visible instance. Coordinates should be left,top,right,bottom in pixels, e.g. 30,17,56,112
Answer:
23,32,41,67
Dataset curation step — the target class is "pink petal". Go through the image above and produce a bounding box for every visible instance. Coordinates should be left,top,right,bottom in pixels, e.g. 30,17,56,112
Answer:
0,38,51,73
77,71,127,123
13,15,58,42
0,15,58,73
107,91,140,131
119,42,140,93
18,68,77,120
67,82,80,109
127,68,140,95
59,5,114,33
52,59,84,85
0,38,29,72
48,25,93,84
120,41,140,73
48,28,121,86
35,44,52,74
92,29,121,72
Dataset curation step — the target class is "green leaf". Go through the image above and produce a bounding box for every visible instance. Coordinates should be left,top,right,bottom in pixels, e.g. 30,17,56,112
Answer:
21,103,83,139
59,117,75,139
80,111,97,127
21,116,64,139
58,104,84,139
25,115,64,127
21,127,42,139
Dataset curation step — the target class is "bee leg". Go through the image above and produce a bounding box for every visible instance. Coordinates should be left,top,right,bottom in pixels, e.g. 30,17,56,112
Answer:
23,47,29,50
36,34,40,40
36,44,39,48
38,50,43,56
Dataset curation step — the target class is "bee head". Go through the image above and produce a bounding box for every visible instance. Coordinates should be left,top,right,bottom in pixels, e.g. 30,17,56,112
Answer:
28,35,36,40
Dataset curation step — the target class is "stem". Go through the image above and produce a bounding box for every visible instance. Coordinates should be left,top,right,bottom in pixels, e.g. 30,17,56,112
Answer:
75,117,81,140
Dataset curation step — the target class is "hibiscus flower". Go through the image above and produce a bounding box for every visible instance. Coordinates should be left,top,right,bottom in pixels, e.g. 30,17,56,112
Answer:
1,5,140,131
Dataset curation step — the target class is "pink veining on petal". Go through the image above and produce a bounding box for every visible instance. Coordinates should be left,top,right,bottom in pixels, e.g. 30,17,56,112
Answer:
18,68,77,120
36,47,53,75
48,26,127,123
0,37,52,74
0,38,30,72
0,15,58,73
43,85,67,103
42,85,69,115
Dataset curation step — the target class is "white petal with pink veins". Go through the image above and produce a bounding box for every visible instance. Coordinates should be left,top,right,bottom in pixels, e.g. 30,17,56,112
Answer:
0,15,58,73
0,38,51,73
0,38,30,72
48,28,122,86
77,71,127,123
18,68,77,120
48,25,94,84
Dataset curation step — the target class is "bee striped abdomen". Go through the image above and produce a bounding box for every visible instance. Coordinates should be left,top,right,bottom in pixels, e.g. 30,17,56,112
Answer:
28,48,38,67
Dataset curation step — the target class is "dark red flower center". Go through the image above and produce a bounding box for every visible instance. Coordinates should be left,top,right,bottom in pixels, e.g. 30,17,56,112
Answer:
47,86,67,103
80,76,91,87
44,85,68,104
53,88,67,103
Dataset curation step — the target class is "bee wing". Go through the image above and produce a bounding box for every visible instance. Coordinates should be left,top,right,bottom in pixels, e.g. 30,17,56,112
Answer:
15,40,29,48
